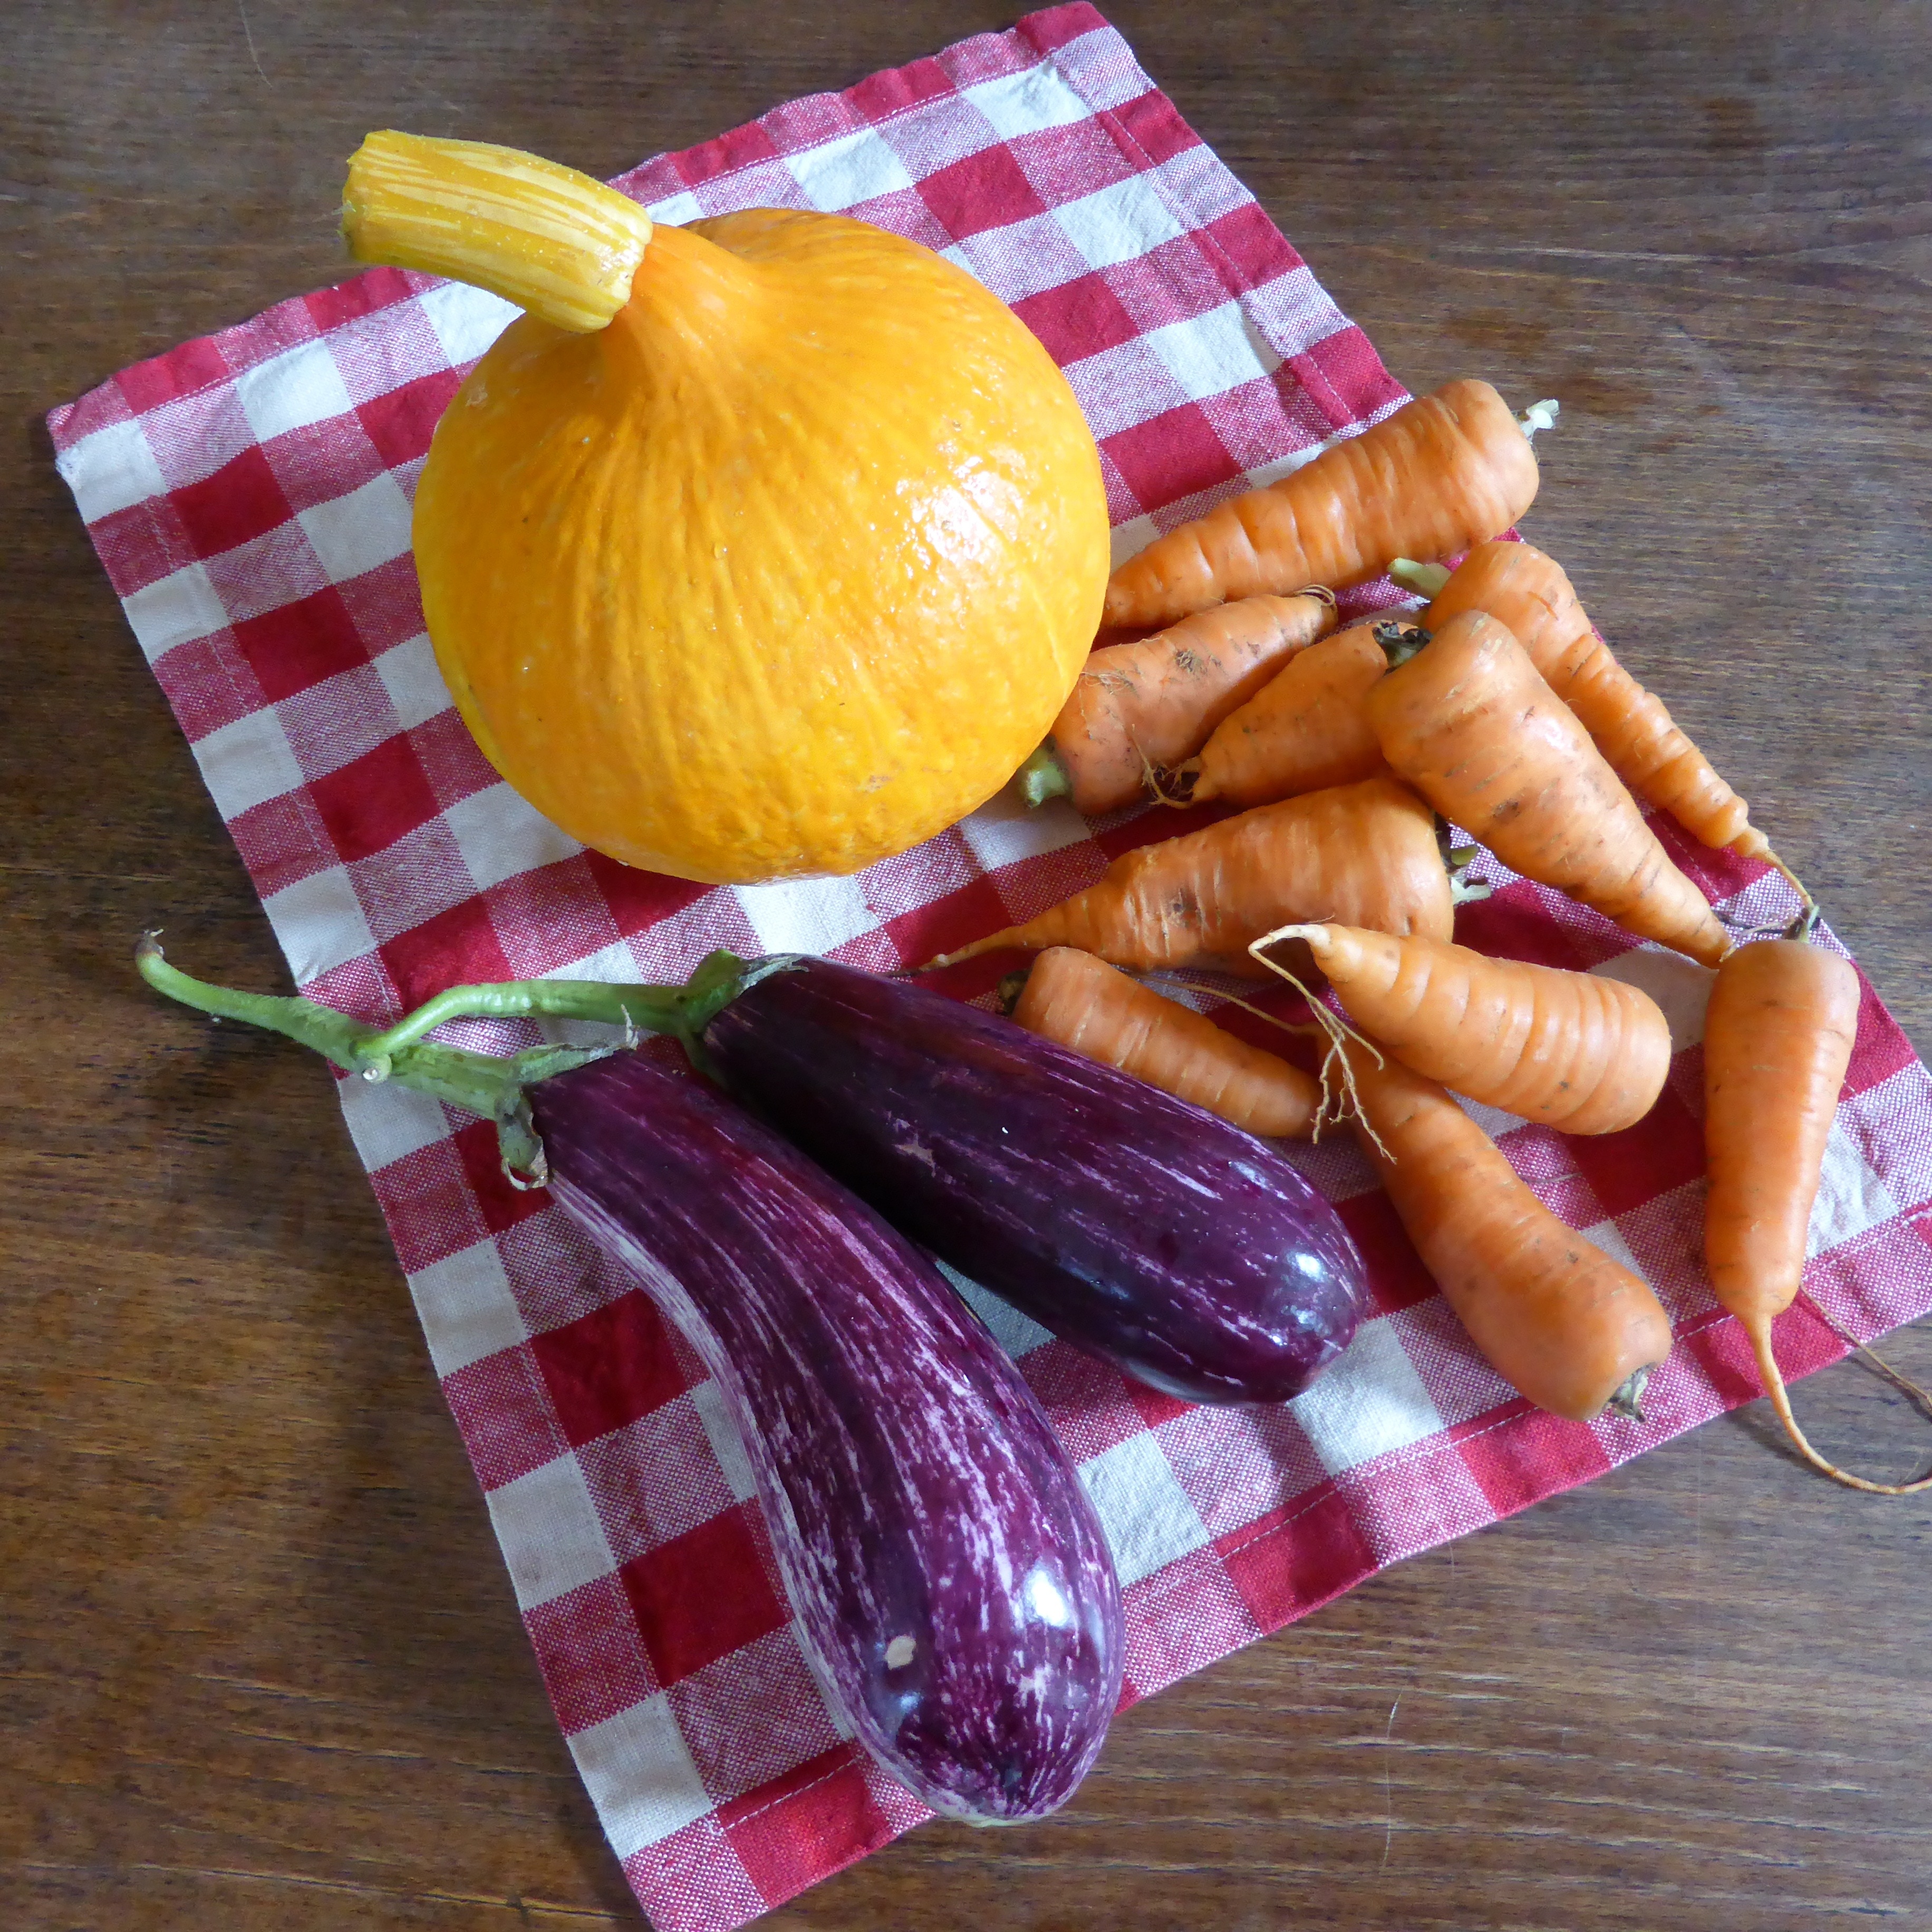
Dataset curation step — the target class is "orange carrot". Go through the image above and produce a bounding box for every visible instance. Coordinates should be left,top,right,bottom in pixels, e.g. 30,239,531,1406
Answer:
1255,921,1672,1134
1168,617,1394,808
1008,946,1321,1137
1022,592,1335,816
1703,927,1927,1492
928,774,1476,975
1103,381,1550,631
1363,611,1733,968
1395,540,1767,859
1350,1046,1675,1421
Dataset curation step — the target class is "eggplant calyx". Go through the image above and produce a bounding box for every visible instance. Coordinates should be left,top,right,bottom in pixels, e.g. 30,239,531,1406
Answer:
136,933,612,1180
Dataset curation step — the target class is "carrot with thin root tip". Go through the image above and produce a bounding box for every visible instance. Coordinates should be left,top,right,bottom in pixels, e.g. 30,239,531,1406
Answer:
1104,381,1553,631
925,774,1484,977
1704,917,1931,1493
1165,617,1396,809
1392,542,1771,863
1023,592,1336,816
1005,947,1322,1138
1347,1045,1675,1421
1251,921,1672,1135
1364,611,1734,968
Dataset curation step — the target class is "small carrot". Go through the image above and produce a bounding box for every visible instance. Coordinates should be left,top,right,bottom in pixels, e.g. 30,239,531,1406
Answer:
1021,592,1335,816
1007,947,1322,1138
1349,1046,1675,1421
1703,922,1928,1493
928,774,1479,975
1166,617,1394,809
1103,382,1552,631
1254,921,1672,1135
1393,541,1768,859
1363,611,1734,968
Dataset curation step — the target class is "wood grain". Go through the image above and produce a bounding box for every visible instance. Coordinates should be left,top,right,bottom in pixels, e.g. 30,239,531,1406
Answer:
5,2,1929,1927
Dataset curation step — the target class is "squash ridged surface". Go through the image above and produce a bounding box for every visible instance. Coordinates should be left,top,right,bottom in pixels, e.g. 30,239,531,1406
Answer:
413,211,1110,882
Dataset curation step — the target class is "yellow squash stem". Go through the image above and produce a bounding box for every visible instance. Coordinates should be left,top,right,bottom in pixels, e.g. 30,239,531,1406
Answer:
1747,1319,1932,1495
341,130,653,332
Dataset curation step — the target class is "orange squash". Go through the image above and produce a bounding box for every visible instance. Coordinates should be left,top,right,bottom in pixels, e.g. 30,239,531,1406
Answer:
342,132,1110,883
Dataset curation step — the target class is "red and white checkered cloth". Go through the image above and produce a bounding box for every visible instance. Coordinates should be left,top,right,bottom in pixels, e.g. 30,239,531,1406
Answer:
50,7,1932,1926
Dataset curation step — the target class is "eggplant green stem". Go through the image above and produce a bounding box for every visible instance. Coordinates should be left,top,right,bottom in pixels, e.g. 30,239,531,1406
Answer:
136,932,625,1180
354,949,796,1069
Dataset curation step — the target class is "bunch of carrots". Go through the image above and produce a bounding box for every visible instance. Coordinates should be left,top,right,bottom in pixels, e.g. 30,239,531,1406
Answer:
926,379,1924,1494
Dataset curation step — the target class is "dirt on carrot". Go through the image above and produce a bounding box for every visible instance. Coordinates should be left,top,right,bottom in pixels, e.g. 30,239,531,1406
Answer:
1254,920,1672,1135
1033,592,1335,816
1168,617,1394,809
1104,380,1548,631
927,774,1473,975
1348,1044,1675,1421
1363,609,1734,968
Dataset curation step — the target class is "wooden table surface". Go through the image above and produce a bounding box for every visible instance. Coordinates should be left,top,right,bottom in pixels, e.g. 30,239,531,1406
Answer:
7,3,1930,1927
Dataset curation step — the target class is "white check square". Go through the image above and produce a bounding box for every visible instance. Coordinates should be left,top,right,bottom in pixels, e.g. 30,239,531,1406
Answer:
1290,1318,1445,1475
568,1695,713,1854
236,337,358,443
485,1450,618,1611
192,706,305,820
55,418,169,523
787,127,916,211
1080,1431,1211,1588
409,1237,528,1379
297,470,413,584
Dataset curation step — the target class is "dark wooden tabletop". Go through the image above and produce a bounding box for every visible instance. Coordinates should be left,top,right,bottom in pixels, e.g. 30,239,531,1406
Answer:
7,3,1930,1927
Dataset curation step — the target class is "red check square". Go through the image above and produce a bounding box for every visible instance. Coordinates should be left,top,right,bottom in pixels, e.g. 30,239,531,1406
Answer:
1102,401,1241,514
532,1291,692,1447
231,584,368,702
170,443,292,557
308,731,443,864
622,1505,790,1687
719,1747,891,1905
916,144,1049,239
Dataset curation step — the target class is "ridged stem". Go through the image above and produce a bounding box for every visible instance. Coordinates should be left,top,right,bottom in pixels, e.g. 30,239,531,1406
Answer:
341,130,654,332
353,949,796,1067
136,934,616,1179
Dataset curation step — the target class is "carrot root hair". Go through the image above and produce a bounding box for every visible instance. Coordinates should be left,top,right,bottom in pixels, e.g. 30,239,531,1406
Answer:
1148,760,1201,808
1747,1317,1932,1495
1244,923,1387,1151
1795,1287,1932,1420
1763,845,1815,915
1142,972,1316,1044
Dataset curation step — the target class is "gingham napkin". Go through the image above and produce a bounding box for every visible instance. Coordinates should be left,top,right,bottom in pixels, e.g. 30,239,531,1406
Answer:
50,7,1932,1927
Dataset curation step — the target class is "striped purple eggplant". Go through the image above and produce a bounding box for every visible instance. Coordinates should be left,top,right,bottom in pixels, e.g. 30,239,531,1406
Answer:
693,957,1369,1405
533,1054,1124,1821
303,948,1373,1406
138,940,1124,1823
